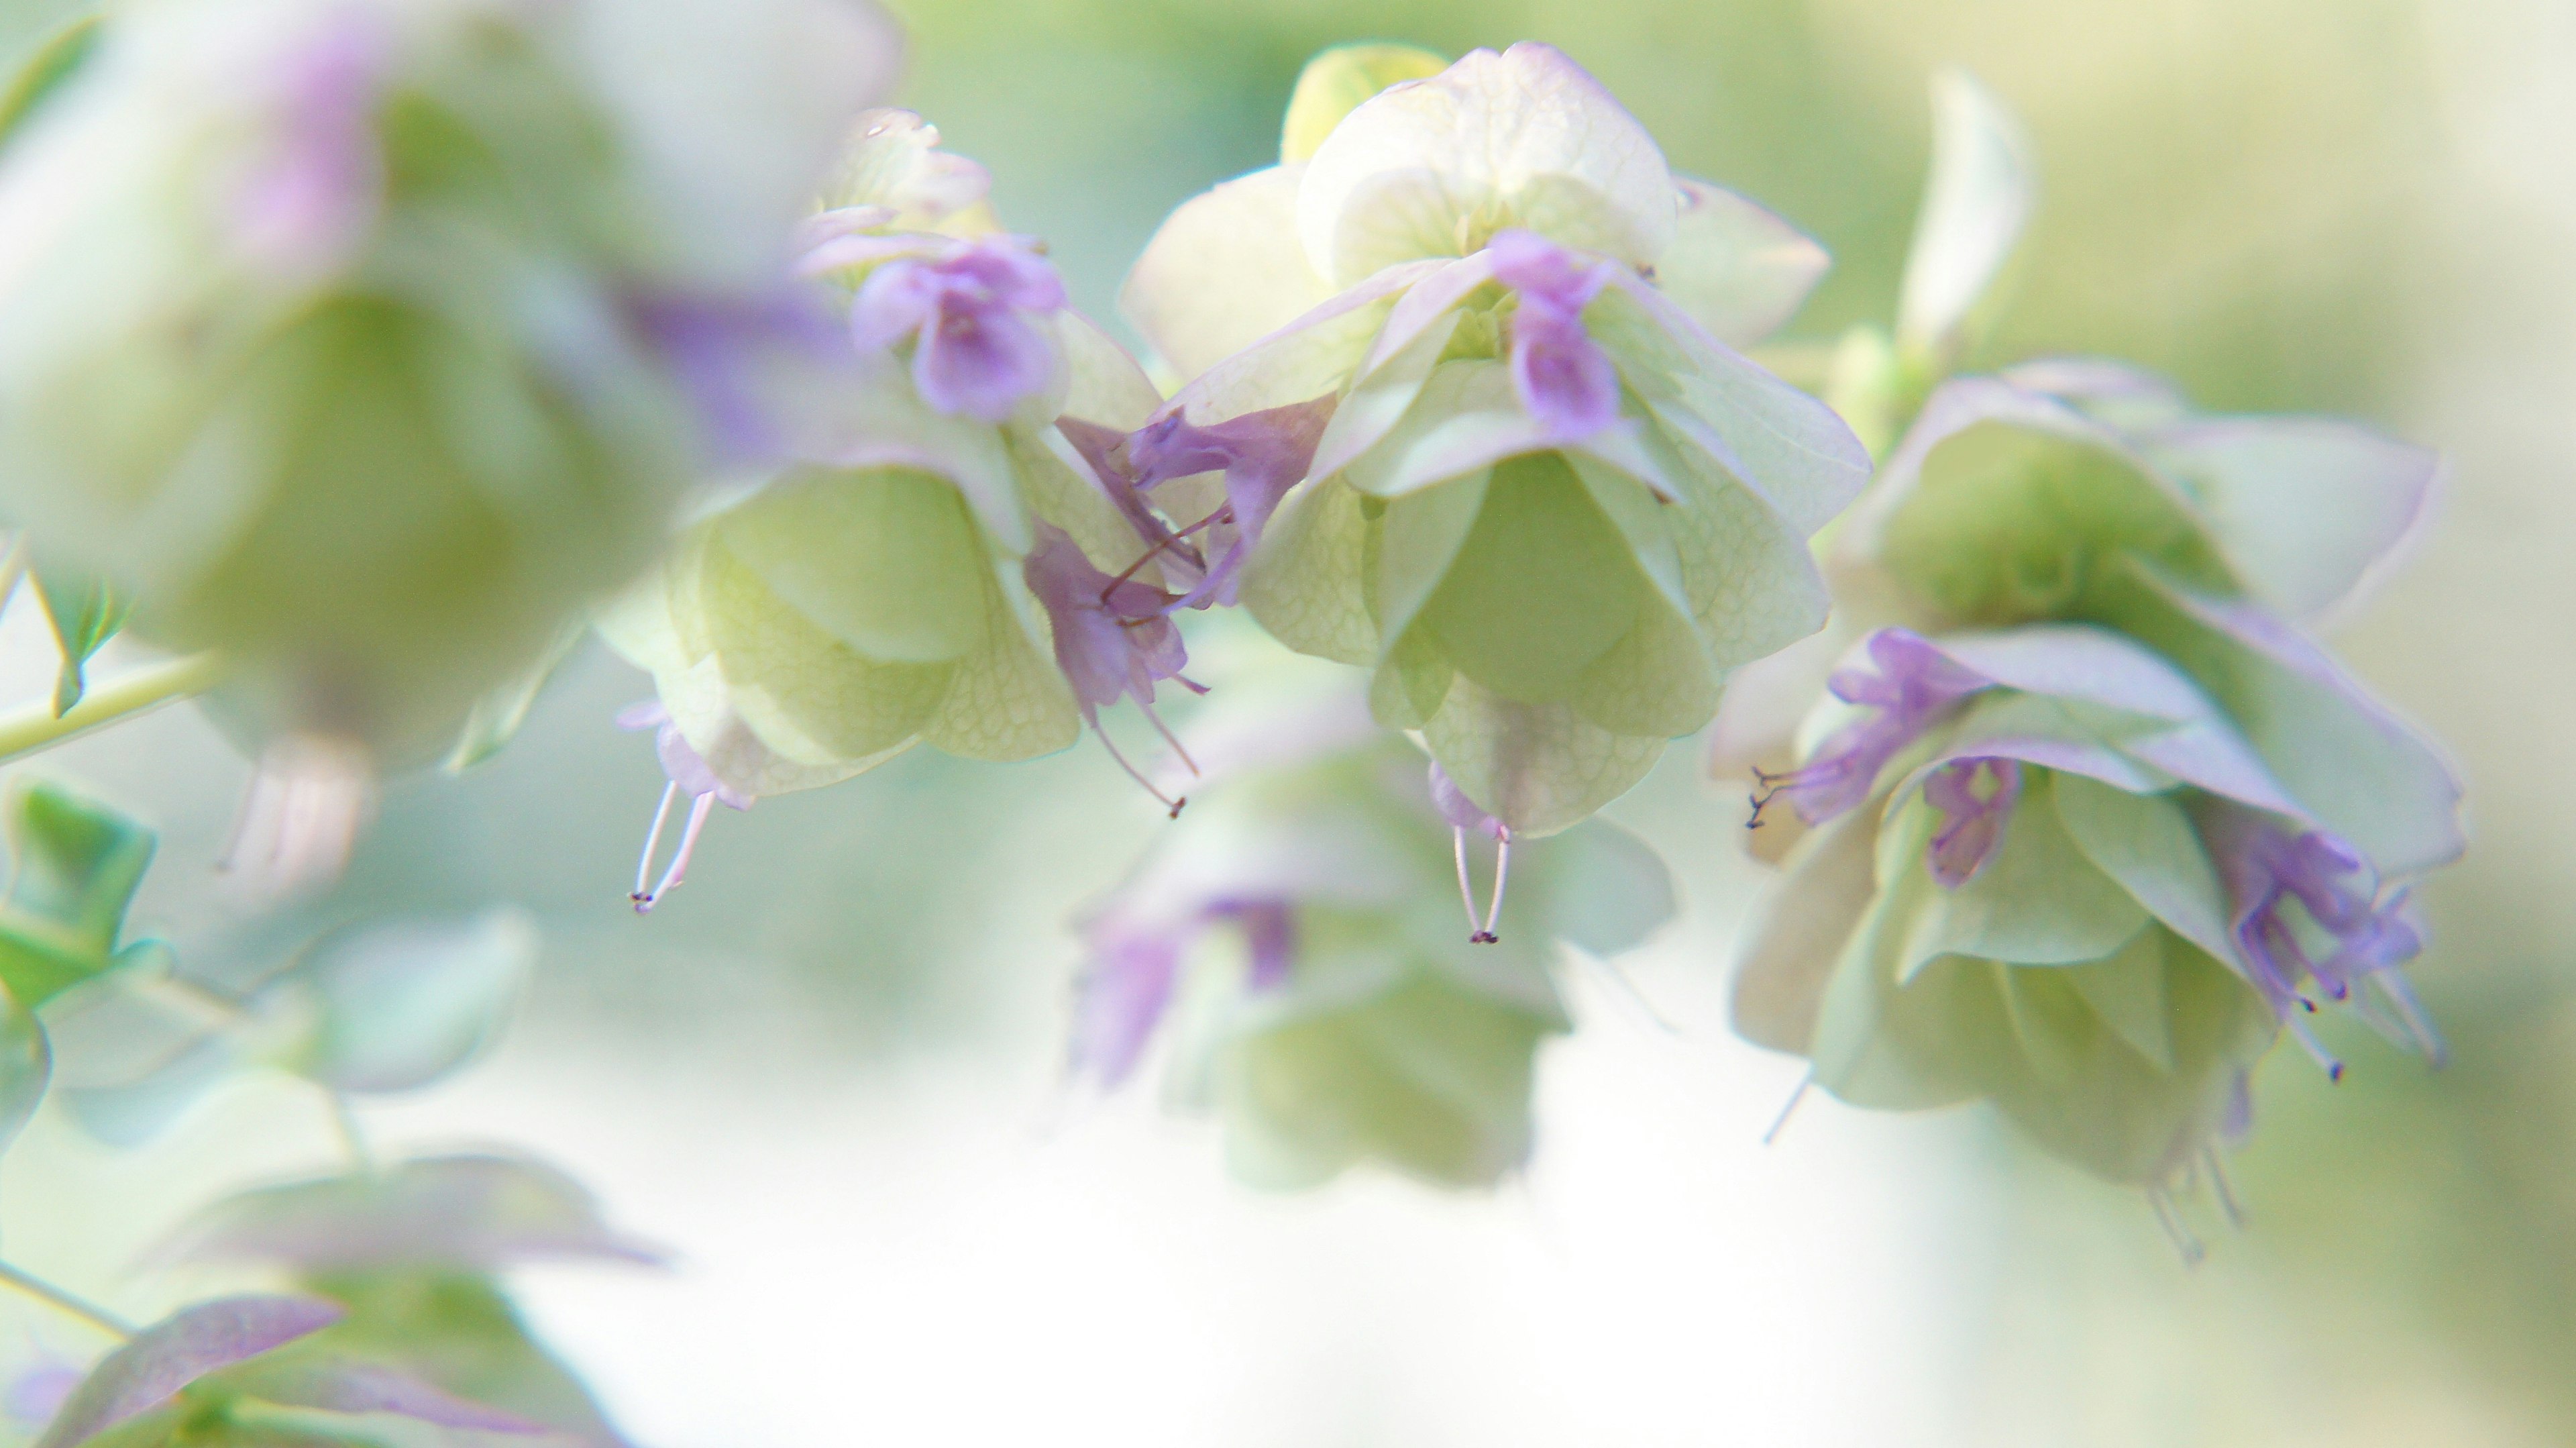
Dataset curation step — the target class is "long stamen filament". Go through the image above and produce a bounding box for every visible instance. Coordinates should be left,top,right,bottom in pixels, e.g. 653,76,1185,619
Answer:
2147,1188,2206,1266
1099,505,1230,607
1136,698,1200,778
1095,724,1185,818
2285,1013,2345,1082
1452,827,1481,936
2203,1147,2245,1231
632,780,678,902
1761,1073,1813,1146
639,793,717,910
1477,831,1512,943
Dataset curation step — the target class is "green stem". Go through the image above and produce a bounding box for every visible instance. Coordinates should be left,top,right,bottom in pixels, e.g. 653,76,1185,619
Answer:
0,1259,133,1339
0,652,225,767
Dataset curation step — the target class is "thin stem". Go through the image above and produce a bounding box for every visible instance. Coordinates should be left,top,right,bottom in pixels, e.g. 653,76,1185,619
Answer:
0,1261,133,1339
0,652,225,768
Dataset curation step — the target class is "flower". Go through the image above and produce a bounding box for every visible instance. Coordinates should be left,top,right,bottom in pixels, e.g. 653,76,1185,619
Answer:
0,0,903,764
602,111,1187,898
1731,625,2455,1187
1069,710,1673,1188
1116,42,1865,837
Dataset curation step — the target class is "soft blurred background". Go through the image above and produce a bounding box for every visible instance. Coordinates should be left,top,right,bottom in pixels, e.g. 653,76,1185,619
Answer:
3,0,2573,1443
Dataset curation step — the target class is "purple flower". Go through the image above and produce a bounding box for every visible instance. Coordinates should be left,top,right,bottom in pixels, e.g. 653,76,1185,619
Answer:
231,11,389,272
1487,228,1619,440
1102,395,1342,611
1429,762,1511,944
616,701,751,914
1022,525,1207,815
1752,628,1995,828
1921,757,2021,888
849,236,1065,421
1072,899,1295,1088
2203,805,2440,1076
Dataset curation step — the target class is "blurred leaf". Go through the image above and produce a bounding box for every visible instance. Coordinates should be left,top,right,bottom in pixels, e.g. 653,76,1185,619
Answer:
33,567,132,718
36,1296,343,1448
269,912,537,1094
211,1353,544,1436
156,1155,667,1275
295,1273,631,1448
0,783,157,1010
445,627,587,775
0,13,96,153
0,990,49,1160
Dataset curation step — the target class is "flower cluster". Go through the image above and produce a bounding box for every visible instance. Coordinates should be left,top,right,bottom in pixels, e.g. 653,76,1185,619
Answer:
1727,76,2459,1198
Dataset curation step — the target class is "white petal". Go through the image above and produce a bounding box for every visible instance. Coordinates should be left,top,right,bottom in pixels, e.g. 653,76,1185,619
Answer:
1120,164,1336,382
1654,177,1829,348
1896,69,2035,352
1297,42,1674,287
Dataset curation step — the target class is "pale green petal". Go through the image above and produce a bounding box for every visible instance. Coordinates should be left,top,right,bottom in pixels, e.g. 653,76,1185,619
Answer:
1656,440,1834,670
694,534,952,762
1296,42,1675,285
1119,164,1335,382
1534,817,1676,959
1886,775,2151,981
1896,70,2035,353
1373,468,1491,645
1279,43,1452,164
712,466,987,663
1053,309,1163,431
1240,475,1377,666
1807,864,1984,1109
1654,177,1829,348
1340,359,1558,499
1569,584,1719,738
918,566,1081,762
1165,263,1432,425
1411,452,1642,701
2062,931,2176,1072
1731,811,1877,1055
1015,426,1157,578
1309,307,1463,482
1367,627,1454,729
1564,450,1690,621
809,354,1032,552
1419,675,1667,837
1352,252,1498,380
1843,376,2233,627
2051,772,2242,970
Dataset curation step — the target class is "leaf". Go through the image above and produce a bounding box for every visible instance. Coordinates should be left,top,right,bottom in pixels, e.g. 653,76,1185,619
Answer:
294,1273,633,1448
37,1296,345,1448
1896,70,2035,354
157,1155,667,1276
0,782,156,1010
31,566,129,717
1417,675,1667,837
273,912,537,1096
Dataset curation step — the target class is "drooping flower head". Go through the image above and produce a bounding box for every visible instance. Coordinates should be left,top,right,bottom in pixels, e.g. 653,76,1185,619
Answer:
0,0,903,764
1115,42,1864,840
1068,699,1672,1188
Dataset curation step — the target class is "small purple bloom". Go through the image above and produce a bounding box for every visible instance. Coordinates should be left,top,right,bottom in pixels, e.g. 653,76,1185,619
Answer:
1753,628,1994,827
849,236,1065,422
1921,757,2021,888
1072,899,1295,1089
1110,395,1341,610
2203,805,2440,1076
1022,525,1206,815
231,11,388,272
617,701,751,914
1488,229,1620,440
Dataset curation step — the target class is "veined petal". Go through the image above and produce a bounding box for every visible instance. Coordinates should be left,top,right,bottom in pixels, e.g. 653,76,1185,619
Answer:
2138,415,2438,623
1418,676,1668,837
1654,177,1829,348
1884,776,2151,982
803,352,1032,552
1053,309,1163,431
1732,809,1878,1054
1896,69,2034,353
1240,475,1377,666
1296,43,1675,287
2051,772,2243,972
1340,359,1558,498
1165,262,1436,425
1122,164,1335,382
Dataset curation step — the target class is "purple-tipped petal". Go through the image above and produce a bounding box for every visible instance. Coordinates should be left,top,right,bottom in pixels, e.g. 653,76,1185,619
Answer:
36,1296,345,1448
1124,394,1339,608
847,236,1065,421
1489,229,1620,440
1022,526,1190,721
1921,758,2021,888
1758,628,1995,826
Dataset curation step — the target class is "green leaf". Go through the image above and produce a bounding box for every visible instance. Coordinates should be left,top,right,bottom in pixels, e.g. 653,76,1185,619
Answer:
270,911,536,1096
294,1271,632,1448
32,565,129,717
0,14,97,153
1413,451,1644,703
443,622,586,774
0,782,155,1009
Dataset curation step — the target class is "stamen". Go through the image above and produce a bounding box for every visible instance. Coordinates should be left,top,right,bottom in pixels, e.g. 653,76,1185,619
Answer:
1095,724,1185,818
1474,830,1512,944
1762,1073,1813,1146
632,780,678,903
1137,698,1201,778
2285,1013,2345,1082
635,792,716,913
1746,768,1783,830
2203,1147,2246,1231
2147,1187,2207,1266
1452,827,1481,937
1099,504,1228,607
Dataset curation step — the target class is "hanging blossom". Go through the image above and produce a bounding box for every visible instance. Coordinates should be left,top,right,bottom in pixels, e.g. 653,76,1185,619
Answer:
616,701,751,913
847,234,1066,421
1061,395,1341,612
1487,228,1619,440
1071,898,1295,1088
1021,525,1207,815
1751,627,1994,828
2204,806,2443,1078
1429,762,1510,943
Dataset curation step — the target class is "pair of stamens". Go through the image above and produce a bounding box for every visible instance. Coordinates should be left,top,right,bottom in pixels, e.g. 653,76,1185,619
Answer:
1095,707,1199,819
630,781,716,913
1451,824,1511,944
